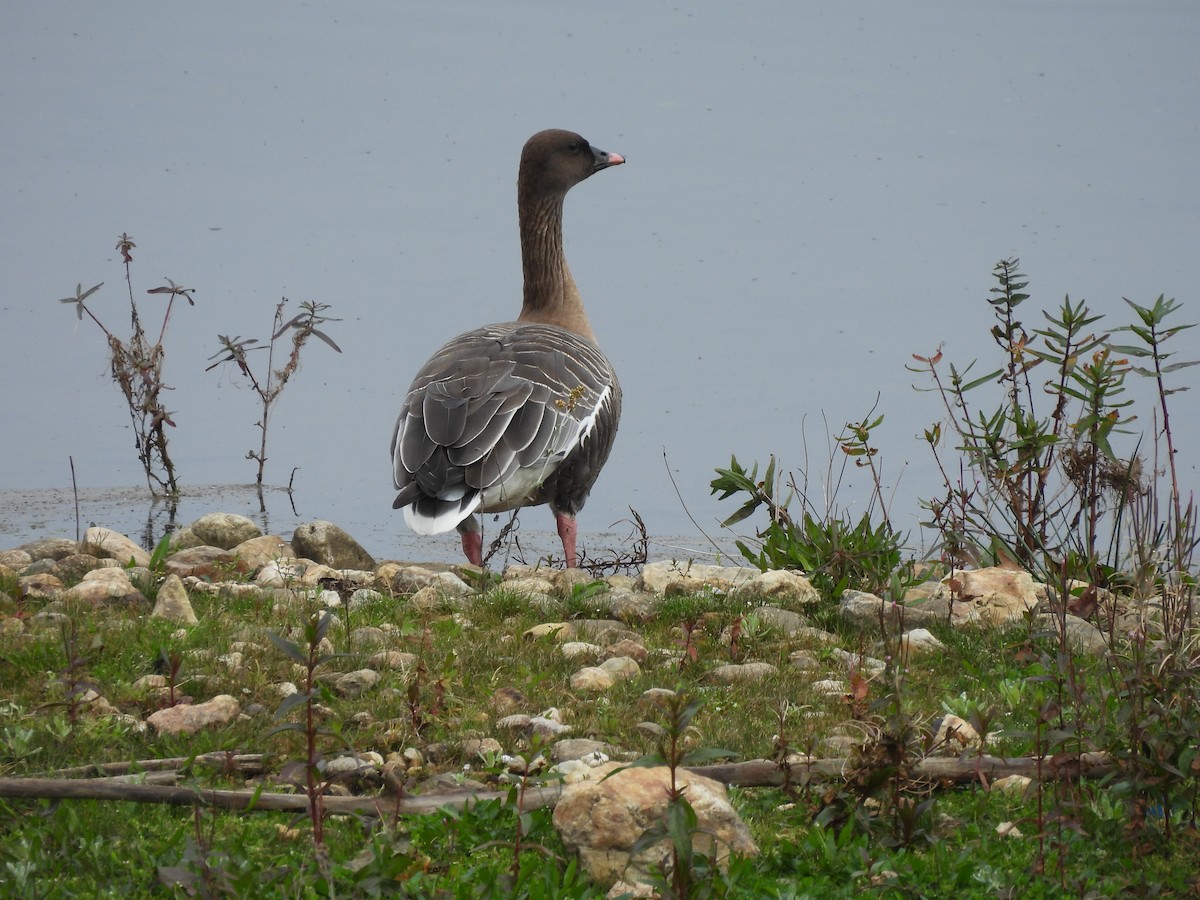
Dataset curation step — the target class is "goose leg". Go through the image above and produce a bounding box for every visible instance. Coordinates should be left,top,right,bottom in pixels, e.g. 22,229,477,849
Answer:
554,511,578,569
457,518,483,567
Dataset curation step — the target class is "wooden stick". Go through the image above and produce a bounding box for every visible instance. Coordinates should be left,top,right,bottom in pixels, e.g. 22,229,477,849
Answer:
32,753,267,780
0,752,1115,817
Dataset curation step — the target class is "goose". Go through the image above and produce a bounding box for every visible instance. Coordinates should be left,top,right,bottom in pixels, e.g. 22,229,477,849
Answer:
390,129,625,568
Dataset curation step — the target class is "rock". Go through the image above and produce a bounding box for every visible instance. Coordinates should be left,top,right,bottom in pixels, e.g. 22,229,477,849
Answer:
992,775,1032,795
334,669,380,696
152,574,198,625
606,589,657,623
1037,613,1109,656
898,628,945,655
48,553,109,584
231,534,295,571
366,650,417,675
82,528,149,568
839,589,945,630
324,752,383,779
638,688,677,708
391,565,473,598
146,695,240,735
0,549,33,569
291,520,376,570
20,538,82,562
945,567,1041,626
751,605,809,635
62,568,148,608
164,546,250,581
811,679,848,697
598,656,641,681
789,650,820,671
19,573,63,600
829,647,886,677
636,560,758,595
175,513,263,550
349,626,388,647
709,662,778,684
931,714,981,754
570,667,615,691
525,622,578,641
738,571,820,604
561,641,603,662
553,762,758,889
462,737,503,761
603,638,648,663
552,738,612,762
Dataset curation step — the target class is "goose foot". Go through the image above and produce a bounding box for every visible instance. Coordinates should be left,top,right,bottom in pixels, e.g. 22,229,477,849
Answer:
555,512,578,569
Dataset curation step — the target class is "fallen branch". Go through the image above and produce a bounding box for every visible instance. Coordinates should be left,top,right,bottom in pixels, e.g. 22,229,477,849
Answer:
32,753,267,780
0,752,1115,817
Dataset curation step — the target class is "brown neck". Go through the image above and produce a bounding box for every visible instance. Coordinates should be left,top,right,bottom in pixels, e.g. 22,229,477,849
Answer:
516,190,596,340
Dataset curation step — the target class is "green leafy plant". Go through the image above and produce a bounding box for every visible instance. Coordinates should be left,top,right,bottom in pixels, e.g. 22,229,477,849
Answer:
711,449,911,599
54,234,194,495
623,690,743,898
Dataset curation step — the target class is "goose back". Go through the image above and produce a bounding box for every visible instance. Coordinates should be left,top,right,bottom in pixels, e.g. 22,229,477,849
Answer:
391,321,621,535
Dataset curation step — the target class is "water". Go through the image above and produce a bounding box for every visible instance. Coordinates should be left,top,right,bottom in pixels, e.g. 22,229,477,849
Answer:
2,2,1197,562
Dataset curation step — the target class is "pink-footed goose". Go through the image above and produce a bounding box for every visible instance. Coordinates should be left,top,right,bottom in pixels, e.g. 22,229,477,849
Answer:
390,129,624,568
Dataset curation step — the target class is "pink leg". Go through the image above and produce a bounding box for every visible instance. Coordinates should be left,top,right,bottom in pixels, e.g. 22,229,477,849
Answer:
460,530,483,567
555,512,578,569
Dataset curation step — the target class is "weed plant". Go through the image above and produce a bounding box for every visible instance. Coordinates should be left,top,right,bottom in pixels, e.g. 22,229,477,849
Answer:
208,297,341,501
55,234,194,495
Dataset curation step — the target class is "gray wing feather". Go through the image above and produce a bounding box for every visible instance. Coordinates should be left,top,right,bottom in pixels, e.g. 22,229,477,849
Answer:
392,322,620,533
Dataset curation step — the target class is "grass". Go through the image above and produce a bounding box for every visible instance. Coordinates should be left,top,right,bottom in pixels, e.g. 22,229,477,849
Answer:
2,574,1198,898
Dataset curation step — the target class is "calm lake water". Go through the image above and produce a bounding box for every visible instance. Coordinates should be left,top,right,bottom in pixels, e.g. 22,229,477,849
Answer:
3,2,1198,563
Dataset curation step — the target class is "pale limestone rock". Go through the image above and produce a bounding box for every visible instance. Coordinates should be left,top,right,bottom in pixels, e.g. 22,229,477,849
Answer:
603,638,648,663
146,695,240,735
291,520,376,570
18,538,79,561
945,567,1041,626
0,549,33,569
561,641,603,662
83,527,149,568
553,762,758,889
598,656,641,682
1037,613,1109,656
349,626,387,647
811,679,848,697
992,775,1032,795
152,574,198,625
164,546,249,580
709,662,778,683
174,513,263,550
636,560,758,595
795,625,839,644
390,565,472,597
571,666,615,691
932,714,981,754
366,650,417,674
899,627,945,655
462,737,503,760
506,576,557,597
525,622,578,641
829,647,886,676
62,568,146,606
552,738,612,762
232,534,295,571
334,669,380,696
789,650,820,671
638,687,677,708
19,573,63,599
738,570,820,604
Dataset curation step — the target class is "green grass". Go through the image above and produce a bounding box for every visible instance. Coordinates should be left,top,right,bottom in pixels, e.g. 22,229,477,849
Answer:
2,579,1199,897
